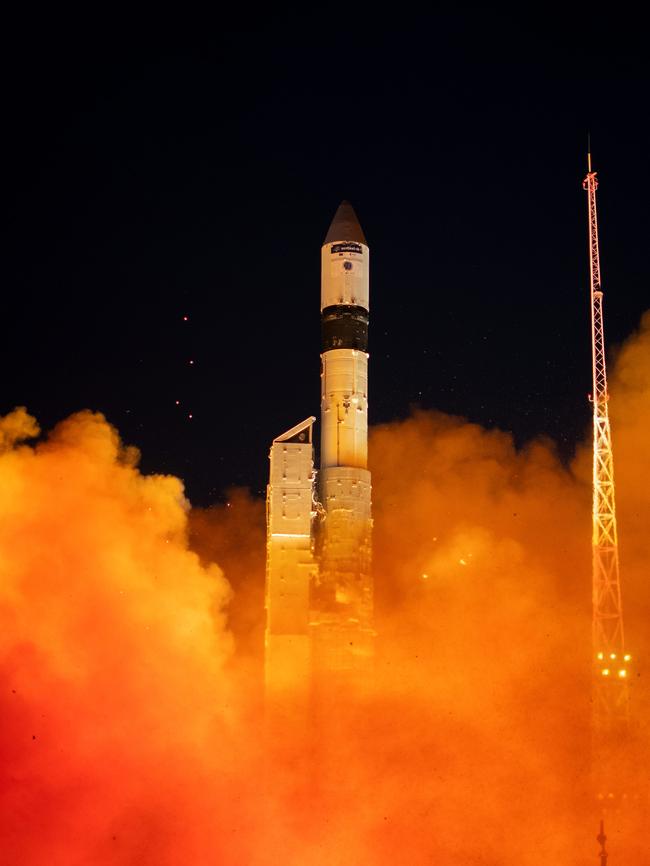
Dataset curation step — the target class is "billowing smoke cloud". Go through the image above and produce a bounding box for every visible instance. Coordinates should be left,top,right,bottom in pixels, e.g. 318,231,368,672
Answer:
1,314,648,864
0,411,260,864
608,312,650,652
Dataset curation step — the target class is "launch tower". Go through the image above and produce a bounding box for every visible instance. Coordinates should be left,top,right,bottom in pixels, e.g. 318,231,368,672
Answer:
265,416,318,713
583,151,630,757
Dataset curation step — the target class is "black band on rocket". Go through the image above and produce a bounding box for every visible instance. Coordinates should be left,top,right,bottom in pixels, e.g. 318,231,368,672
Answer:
321,305,369,352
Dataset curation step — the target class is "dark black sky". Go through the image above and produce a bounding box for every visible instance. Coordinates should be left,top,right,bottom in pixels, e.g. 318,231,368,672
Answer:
5,18,649,505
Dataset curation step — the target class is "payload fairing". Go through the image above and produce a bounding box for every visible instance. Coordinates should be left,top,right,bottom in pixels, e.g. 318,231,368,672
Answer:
265,202,373,706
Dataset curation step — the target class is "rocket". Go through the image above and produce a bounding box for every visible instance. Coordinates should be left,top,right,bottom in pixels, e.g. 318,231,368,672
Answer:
312,202,373,685
264,201,373,708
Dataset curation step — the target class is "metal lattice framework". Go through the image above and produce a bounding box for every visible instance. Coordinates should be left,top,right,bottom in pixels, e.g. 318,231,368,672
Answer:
583,158,630,733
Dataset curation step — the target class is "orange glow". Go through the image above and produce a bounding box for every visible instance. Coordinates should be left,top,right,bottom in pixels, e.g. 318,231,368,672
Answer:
1,311,649,863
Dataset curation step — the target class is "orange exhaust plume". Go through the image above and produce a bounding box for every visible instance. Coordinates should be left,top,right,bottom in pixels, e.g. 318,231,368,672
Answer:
1,313,648,864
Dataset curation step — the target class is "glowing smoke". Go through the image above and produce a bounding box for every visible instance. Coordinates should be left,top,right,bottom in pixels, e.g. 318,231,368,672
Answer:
1,313,649,864
0,411,257,865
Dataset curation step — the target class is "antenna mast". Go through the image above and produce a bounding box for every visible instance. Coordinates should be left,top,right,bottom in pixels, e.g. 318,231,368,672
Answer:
583,147,630,747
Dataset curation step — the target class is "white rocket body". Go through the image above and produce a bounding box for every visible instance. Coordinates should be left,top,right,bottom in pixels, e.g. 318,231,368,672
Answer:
313,205,373,684
320,237,369,470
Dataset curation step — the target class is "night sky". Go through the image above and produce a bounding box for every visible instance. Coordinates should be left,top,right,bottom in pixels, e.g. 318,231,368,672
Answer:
5,18,648,506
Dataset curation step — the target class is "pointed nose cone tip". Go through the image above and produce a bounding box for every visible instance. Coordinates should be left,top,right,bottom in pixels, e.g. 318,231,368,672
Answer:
323,200,367,245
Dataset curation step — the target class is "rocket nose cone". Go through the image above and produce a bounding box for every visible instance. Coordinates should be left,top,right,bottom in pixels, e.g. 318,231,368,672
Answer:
323,200,367,245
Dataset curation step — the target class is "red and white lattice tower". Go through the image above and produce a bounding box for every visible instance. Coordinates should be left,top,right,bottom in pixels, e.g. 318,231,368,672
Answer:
583,150,630,740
